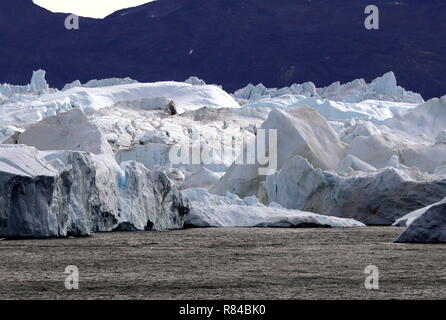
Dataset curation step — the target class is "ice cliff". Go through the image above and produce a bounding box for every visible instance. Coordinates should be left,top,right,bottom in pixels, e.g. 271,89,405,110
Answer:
0,109,189,238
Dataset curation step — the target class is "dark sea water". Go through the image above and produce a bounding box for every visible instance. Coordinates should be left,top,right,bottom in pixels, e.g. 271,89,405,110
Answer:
1,227,445,299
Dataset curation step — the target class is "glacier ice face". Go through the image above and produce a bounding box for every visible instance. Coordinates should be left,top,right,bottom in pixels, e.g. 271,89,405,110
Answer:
400,144,446,174
117,161,190,231
0,145,117,238
0,145,190,238
0,106,191,238
265,157,325,211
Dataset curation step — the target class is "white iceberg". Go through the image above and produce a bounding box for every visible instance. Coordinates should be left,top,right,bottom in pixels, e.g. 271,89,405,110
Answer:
183,189,364,228
212,107,346,197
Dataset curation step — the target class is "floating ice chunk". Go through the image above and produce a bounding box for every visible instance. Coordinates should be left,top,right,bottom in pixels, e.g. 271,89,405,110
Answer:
183,188,364,228
186,205,365,228
394,198,446,243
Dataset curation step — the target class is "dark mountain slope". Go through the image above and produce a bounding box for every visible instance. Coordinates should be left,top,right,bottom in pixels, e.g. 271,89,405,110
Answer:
0,0,445,98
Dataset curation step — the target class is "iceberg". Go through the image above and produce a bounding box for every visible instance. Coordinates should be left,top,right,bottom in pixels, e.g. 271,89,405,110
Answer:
0,105,191,238
265,156,446,225
183,189,364,228
1,70,446,238
211,107,345,197
0,145,190,238
234,72,423,122
394,198,446,243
